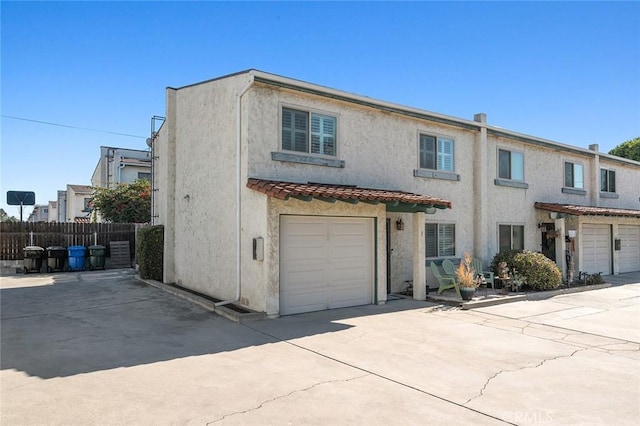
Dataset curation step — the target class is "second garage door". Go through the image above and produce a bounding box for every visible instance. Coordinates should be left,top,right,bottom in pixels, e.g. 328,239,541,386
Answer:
582,224,611,275
280,216,374,315
619,225,640,273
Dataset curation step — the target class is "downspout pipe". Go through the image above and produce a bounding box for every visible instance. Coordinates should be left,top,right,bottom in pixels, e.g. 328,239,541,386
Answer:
216,74,255,307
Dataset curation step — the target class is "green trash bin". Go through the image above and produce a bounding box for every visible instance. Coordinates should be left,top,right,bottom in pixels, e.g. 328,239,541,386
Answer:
88,245,106,270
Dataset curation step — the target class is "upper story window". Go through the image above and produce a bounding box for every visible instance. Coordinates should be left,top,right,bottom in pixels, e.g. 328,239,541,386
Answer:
282,108,336,157
564,162,584,188
499,224,524,252
419,135,454,171
600,168,616,193
83,197,93,212
498,149,524,181
426,223,455,258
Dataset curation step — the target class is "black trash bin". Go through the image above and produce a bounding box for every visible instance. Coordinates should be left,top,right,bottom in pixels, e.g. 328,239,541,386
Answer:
46,246,67,272
23,246,44,274
88,245,106,270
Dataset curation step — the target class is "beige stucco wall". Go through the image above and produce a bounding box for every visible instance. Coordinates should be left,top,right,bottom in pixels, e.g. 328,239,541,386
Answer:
245,83,476,295
154,70,639,315
66,186,91,221
154,74,254,298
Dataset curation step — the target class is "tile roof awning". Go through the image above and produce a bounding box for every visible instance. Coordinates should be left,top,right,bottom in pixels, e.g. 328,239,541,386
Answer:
247,179,452,212
535,202,640,218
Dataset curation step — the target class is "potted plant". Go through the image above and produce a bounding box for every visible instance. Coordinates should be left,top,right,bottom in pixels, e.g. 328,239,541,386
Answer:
456,253,479,300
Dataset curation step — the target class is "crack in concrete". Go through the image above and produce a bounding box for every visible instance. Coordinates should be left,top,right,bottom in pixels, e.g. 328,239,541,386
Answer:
205,374,370,424
464,348,587,406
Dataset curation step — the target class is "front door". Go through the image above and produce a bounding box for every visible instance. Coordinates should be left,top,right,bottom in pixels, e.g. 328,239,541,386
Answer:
541,223,556,261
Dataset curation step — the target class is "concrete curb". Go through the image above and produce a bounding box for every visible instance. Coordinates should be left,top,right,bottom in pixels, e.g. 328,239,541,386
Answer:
134,275,266,323
459,283,612,309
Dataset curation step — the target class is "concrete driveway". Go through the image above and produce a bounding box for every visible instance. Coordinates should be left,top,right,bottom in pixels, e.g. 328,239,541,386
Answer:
1,270,639,425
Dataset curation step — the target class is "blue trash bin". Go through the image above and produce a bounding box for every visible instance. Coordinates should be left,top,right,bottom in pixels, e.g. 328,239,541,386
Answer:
67,245,86,271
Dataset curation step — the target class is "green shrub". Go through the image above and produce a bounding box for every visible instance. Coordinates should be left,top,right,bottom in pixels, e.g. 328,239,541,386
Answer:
512,251,562,291
490,249,522,274
137,225,164,281
585,272,604,286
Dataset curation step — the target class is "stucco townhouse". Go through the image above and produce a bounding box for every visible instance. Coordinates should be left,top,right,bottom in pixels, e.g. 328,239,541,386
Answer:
152,69,640,317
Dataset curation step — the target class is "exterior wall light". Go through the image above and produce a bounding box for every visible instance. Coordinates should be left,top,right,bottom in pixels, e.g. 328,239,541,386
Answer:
396,218,404,231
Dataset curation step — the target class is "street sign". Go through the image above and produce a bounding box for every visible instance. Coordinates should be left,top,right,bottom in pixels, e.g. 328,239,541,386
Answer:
7,191,36,206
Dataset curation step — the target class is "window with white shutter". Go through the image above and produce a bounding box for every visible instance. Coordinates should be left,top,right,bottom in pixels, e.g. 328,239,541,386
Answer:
419,134,454,172
282,107,336,156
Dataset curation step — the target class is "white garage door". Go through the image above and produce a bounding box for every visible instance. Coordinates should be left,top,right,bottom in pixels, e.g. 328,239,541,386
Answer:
619,225,640,273
280,216,374,315
582,224,611,275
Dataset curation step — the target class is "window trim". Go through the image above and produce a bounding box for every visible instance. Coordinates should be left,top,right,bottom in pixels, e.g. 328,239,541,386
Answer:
279,103,339,158
498,223,525,252
425,222,456,258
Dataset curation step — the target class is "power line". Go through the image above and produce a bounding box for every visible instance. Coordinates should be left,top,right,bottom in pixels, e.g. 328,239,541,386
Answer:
1,114,146,139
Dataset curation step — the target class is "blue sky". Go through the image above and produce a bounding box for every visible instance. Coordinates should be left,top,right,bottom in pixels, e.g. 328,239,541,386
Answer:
2,1,639,219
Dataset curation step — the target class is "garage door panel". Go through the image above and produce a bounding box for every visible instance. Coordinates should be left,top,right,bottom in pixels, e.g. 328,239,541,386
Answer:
582,224,611,275
285,246,326,261
619,225,640,273
331,221,367,236
280,216,373,315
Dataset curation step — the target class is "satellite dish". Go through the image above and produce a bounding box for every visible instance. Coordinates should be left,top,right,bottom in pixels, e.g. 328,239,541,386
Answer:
146,138,152,147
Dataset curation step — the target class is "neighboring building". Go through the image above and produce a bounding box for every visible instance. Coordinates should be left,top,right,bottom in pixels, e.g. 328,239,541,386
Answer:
56,190,67,222
66,185,93,222
47,201,58,222
153,69,640,317
27,205,49,222
91,146,152,189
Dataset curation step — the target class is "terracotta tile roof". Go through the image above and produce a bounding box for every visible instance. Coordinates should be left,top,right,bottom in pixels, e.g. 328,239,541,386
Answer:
247,179,452,209
535,202,640,218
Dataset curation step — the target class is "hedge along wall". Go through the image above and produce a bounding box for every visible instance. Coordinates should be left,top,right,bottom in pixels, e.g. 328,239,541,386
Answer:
137,225,164,281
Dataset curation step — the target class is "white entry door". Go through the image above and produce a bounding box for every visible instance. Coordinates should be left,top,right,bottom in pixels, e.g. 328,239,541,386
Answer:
582,224,611,275
280,216,374,315
619,225,640,273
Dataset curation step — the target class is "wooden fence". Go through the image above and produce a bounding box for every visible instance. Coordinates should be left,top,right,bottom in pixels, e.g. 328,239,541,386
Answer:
0,222,138,260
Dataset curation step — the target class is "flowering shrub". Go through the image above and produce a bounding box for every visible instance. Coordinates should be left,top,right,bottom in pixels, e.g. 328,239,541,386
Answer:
92,179,151,223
